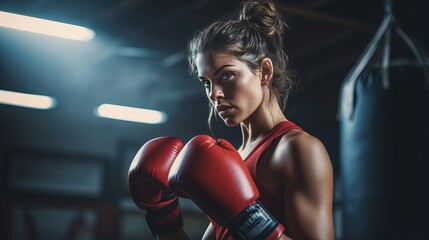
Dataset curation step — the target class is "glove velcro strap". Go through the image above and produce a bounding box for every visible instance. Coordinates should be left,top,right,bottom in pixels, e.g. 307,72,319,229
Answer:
145,196,183,236
227,201,282,240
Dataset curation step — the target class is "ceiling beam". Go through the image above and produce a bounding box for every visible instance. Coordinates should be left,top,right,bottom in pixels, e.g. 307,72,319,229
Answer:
278,3,375,33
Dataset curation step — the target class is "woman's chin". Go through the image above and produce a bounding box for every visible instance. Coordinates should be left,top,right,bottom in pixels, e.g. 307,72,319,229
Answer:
222,117,240,127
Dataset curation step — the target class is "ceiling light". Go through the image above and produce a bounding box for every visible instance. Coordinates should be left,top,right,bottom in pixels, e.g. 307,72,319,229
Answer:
95,104,167,124
0,89,57,109
0,11,95,41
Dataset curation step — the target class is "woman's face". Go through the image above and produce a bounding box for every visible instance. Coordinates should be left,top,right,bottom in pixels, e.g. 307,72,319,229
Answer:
196,51,264,127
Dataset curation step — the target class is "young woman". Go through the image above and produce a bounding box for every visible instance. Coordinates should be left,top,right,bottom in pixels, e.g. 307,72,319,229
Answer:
128,0,334,239
188,0,334,239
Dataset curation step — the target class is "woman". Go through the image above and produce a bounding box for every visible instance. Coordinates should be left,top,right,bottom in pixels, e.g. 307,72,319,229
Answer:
129,0,335,239
188,0,334,239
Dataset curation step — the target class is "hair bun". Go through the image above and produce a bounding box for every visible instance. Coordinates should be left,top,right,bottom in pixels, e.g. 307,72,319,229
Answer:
239,0,285,37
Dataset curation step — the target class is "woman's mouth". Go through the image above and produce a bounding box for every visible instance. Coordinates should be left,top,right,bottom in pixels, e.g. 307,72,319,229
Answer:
216,105,233,116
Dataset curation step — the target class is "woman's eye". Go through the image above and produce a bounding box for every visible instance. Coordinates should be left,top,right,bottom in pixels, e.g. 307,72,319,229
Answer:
222,72,234,80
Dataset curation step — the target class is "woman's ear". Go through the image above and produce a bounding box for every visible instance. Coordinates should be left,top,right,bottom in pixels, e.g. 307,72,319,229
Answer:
260,58,274,86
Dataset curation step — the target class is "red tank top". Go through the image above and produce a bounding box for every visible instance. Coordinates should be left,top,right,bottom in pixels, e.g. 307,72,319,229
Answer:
209,121,303,239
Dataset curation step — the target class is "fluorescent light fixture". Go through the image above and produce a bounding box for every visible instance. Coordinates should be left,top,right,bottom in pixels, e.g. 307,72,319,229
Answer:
0,11,95,41
95,104,167,124
0,90,57,109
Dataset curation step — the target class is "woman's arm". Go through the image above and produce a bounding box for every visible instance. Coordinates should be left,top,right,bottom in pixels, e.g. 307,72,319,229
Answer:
201,223,216,240
276,132,335,240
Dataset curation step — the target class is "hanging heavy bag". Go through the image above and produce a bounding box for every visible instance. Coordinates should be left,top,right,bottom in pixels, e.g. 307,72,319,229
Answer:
338,1,429,239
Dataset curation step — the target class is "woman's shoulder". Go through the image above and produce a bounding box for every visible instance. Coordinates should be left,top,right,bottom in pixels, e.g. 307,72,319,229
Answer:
280,129,324,151
269,129,331,178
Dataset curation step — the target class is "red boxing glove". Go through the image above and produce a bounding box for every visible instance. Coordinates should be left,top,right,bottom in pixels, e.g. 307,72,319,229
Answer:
168,135,284,240
128,136,184,236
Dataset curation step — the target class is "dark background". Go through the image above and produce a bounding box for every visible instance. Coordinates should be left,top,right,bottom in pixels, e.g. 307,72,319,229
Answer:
0,0,428,239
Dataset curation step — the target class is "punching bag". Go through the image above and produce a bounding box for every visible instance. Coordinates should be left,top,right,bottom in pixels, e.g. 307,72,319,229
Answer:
338,1,429,239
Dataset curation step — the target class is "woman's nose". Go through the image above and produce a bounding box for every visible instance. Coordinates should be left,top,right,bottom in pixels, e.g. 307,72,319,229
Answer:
209,84,224,101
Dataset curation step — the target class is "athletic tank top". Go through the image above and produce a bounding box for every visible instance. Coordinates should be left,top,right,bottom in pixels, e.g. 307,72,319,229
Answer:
209,121,303,239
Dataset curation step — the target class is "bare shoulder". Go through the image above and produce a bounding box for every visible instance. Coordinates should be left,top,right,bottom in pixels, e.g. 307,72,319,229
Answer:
269,130,332,182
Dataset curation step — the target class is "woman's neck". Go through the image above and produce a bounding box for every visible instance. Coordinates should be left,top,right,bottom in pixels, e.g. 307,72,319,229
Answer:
239,98,287,152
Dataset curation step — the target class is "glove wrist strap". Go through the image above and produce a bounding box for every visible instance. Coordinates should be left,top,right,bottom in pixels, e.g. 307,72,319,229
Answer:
227,201,284,240
145,196,183,236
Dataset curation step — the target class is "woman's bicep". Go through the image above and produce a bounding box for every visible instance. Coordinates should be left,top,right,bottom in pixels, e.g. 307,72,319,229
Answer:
281,134,335,240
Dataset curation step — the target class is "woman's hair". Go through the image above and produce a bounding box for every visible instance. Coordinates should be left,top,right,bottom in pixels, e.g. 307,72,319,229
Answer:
188,0,294,129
